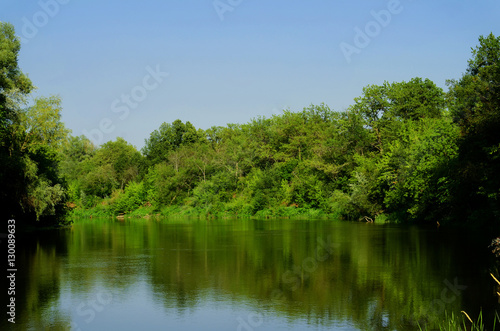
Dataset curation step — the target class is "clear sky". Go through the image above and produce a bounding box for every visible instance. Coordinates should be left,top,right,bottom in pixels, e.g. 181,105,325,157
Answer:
1,0,499,149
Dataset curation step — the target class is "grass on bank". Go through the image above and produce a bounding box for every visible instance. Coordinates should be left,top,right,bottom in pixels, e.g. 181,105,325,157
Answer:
419,311,500,331
69,204,345,220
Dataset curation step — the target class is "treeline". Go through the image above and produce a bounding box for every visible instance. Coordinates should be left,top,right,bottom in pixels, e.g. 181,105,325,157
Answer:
1,20,499,228
64,94,459,222
0,23,69,226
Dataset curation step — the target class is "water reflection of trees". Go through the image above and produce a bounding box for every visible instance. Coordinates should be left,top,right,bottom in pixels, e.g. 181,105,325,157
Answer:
8,219,492,330
68,219,466,329
0,232,71,330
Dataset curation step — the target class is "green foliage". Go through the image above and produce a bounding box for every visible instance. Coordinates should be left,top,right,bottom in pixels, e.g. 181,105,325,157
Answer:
387,77,445,121
62,137,144,208
0,22,73,225
419,310,500,331
82,163,117,198
142,119,204,165
0,22,33,131
373,118,459,221
17,96,70,151
447,33,500,226
92,137,143,188
351,78,445,124
28,178,65,220
347,155,385,219
59,135,96,182
2,22,497,227
68,36,500,226
112,181,147,214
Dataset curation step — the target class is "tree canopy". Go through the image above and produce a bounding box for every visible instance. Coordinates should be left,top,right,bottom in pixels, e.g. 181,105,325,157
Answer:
1,21,498,230
0,22,69,224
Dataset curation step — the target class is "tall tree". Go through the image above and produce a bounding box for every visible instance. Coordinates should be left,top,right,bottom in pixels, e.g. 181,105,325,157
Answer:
85,137,143,194
0,22,33,134
447,33,500,225
142,119,203,165
349,78,445,152
0,22,70,224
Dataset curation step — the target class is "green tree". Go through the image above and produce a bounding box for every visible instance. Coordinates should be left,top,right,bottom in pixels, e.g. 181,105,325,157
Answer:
18,97,70,221
59,135,96,182
340,78,448,221
378,118,459,222
0,22,33,133
349,78,445,152
142,119,204,165
81,137,143,198
447,33,500,225
386,78,445,121
0,22,70,224
16,96,70,151
0,22,33,221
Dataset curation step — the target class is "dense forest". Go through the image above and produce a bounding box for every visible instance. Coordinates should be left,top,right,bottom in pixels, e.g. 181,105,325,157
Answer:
1,21,499,229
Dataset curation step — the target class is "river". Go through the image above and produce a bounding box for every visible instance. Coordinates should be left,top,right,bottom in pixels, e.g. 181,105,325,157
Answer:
2,218,498,330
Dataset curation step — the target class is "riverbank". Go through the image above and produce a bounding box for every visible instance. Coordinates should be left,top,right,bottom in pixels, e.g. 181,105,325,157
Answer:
69,204,345,220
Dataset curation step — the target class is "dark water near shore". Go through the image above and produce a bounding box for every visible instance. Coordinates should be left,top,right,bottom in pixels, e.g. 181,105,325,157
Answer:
1,218,498,330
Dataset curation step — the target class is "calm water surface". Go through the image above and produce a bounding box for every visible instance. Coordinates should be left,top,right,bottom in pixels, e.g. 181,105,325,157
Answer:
2,219,498,330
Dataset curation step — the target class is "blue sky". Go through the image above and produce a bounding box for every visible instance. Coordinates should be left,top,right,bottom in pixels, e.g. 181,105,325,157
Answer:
1,0,499,148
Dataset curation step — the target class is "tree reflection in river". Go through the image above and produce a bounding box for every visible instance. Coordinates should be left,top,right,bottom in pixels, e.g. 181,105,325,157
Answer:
1,219,496,330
